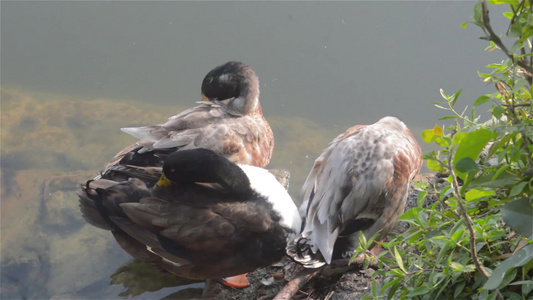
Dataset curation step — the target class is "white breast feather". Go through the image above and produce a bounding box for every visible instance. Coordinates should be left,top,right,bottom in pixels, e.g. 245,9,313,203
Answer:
238,164,302,235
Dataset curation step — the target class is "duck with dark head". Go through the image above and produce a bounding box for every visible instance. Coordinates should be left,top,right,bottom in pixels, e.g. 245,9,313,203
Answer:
79,148,301,290
100,61,274,186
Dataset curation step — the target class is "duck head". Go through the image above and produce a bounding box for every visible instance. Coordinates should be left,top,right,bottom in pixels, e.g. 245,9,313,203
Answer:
155,148,253,199
201,61,260,116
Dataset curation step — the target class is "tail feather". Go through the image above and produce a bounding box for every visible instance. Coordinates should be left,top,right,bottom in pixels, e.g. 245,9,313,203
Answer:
121,126,164,143
77,181,114,230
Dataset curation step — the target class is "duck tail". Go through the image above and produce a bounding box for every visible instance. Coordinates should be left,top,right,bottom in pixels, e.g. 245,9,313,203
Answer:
77,180,116,230
121,126,167,154
286,235,326,268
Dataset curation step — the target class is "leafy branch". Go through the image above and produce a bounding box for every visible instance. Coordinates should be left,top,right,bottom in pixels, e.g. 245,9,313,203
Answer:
479,0,533,85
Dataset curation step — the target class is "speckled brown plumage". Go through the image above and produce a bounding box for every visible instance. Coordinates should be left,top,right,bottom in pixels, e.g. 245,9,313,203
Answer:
97,62,274,184
287,116,422,268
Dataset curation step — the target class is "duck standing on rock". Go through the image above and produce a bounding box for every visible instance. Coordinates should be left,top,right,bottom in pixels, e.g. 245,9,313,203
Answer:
99,61,274,185
287,116,422,268
79,148,301,289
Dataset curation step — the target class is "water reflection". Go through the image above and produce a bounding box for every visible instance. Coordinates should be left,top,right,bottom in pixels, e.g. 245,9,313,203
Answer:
109,260,203,299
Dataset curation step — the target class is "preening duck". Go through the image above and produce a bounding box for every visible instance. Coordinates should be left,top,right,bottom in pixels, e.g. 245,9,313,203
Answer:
287,116,422,268
100,61,274,184
79,148,301,287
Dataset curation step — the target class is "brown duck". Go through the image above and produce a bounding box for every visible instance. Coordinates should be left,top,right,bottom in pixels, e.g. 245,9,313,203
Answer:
99,61,274,185
287,116,422,268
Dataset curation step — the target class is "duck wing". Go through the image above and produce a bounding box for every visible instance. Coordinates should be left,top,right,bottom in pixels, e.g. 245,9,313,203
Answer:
300,125,374,264
120,102,273,167
119,197,278,260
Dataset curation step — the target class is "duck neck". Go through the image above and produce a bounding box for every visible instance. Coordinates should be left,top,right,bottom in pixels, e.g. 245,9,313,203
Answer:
210,159,253,199
234,72,260,115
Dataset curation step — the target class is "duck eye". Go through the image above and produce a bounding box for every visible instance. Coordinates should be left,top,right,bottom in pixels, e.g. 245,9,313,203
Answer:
204,76,213,84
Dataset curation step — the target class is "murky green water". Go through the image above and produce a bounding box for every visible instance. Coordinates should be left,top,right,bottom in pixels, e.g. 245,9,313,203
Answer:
1,2,506,299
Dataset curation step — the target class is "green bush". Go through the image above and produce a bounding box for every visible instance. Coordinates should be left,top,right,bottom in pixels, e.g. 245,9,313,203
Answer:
358,1,533,299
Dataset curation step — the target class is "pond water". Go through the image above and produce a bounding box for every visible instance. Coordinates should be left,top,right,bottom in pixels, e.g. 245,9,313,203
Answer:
1,1,507,299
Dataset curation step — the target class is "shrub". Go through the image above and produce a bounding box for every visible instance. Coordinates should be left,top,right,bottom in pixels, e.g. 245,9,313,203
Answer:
358,1,533,299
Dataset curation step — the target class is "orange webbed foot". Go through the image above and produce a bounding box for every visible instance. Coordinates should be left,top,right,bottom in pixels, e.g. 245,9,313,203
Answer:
221,273,250,288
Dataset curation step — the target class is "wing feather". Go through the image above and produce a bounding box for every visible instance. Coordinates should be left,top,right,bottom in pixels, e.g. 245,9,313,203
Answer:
118,102,272,166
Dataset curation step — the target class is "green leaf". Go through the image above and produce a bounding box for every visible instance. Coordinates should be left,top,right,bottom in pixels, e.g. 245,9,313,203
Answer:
450,262,476,272
454,280,466,298
509,181,527,197
502,12,514,19
500,268,518,289
455,157,480,174
386,278,402,300
453,129,495,180
465,189,495,201
473,1,483,27
483,243,533,290
461,22,467,29
417,190,427,208
421,129,435,143
474,95,491,107
399,208,417,221
517,27,533,43
450,261,473,272
394,247,407,273
492,165,511,180
406,285,432,297
438,116,458,121
450,89,462,108
452,132,468,146
488,0,519,4
371,278,378,298
492,105,506,119
501,198,533,239
427,159,445,172
435,136,450,147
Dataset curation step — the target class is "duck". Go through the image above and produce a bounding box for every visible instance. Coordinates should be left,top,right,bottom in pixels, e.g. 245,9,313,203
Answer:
78,148,301,288
287,116,422,268
99,61,274,184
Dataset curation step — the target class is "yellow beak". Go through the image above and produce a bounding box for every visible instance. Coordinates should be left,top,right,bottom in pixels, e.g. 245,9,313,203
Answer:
201,93,210,102
154,173,172,190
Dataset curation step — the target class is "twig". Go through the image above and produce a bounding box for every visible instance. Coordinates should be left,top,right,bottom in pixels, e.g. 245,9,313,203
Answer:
405,268,443,276
323,290,335,300
272,268,322,300
447,130,503,300
505,0,524,37
272,255,379,300
448,147,490,280
509,107,533,177
501,102,532,107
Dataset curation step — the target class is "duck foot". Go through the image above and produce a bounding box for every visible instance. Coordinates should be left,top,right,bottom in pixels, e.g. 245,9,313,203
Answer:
221,273,250,288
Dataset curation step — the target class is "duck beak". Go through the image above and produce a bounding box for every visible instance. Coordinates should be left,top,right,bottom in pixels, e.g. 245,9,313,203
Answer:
154,174,172,190
201,93,210,102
